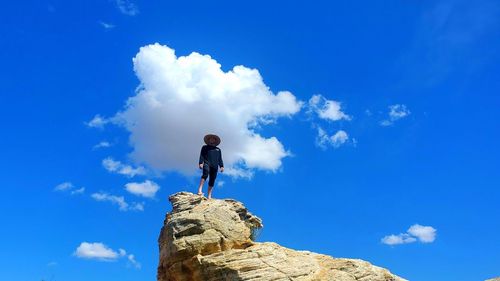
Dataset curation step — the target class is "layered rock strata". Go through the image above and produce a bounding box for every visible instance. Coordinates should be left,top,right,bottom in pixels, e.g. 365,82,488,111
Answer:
158,192,407,281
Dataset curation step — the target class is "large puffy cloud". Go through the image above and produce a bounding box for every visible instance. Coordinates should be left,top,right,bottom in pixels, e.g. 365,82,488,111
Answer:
111,44,302,177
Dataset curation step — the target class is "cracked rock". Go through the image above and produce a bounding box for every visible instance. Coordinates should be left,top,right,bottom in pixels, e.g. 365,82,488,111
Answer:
158,192,407,281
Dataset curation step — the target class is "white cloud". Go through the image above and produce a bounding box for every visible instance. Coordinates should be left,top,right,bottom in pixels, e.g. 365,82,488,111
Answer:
125,180,160,198
217,180,225,187
86,114,110,129
381,234,417,245
127,254,141,269
382,224,437,245
74,242,120,260
331,130,349,147
71,187,85,195
54,182,85,195
316,127,349,149
380,104,411,126
102,157,146,177
115,0,139,16
74,242,140,268
54,182,73,191
91,192,143,211
308,94,351,121
99,21,115,30
118,248,127,256
380,120,392,126
307,95,351,149
389,104,410,119
408,224,437,243
109,44,303,177
223,167,254,179
93,141,112,150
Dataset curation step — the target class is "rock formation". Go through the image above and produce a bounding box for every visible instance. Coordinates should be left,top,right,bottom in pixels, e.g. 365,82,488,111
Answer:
158,192,407,281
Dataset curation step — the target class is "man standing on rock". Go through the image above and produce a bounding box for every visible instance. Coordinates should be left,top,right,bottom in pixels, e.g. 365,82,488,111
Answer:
197,134,224,199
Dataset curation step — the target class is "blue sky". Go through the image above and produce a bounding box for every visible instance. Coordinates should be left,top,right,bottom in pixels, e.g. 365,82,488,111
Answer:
1,1,499,280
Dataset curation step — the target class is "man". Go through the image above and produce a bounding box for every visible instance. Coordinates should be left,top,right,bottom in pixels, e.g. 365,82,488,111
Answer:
197,134,224,199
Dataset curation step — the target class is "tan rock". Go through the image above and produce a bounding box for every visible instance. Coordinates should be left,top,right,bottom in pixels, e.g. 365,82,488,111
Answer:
158,192,407,281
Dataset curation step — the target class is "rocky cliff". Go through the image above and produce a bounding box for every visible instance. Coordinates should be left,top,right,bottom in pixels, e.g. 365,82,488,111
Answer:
158,192,407,281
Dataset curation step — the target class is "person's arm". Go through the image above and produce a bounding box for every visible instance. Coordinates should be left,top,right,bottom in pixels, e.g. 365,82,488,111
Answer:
198,146,206,168
218,149,224,171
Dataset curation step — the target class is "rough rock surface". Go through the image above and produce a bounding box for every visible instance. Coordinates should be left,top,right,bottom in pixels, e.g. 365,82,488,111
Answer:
158,192,407,281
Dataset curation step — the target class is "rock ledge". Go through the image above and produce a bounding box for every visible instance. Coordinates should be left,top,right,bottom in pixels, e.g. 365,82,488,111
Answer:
158,192,407,281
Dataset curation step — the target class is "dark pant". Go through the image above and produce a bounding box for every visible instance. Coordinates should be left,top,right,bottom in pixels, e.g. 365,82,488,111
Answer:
201,164,218,186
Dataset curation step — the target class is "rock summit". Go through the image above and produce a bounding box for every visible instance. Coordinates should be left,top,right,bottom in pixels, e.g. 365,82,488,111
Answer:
158,192,407,281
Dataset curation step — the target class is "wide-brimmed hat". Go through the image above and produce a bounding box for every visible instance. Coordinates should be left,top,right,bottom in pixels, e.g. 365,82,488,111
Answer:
204,134,221,146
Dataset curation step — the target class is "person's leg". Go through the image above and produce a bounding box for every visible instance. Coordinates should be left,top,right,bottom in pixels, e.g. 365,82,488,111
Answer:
207,167,218,199
197,178,205,195
207,185,214,199
198,164,209,195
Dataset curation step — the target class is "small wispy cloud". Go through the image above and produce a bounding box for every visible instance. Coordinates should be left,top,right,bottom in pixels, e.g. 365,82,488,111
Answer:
73,242,140,268
380,104,411,126
115,0,139,16
308,94,351,121
91,192,144,211
85,114,110,129
102,157,146,177
54,182,73,192
54,182,85,195
93,141,112,150
381,233,417,245
125,180,160,198
381,224,437,245
127,254,141,269
307,95,351,150
217,180,225,187
71,187,86,195
99,21,116,30
315,127,350,149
